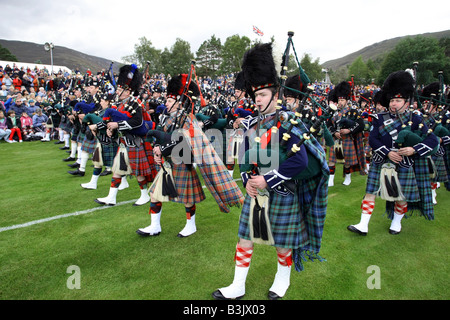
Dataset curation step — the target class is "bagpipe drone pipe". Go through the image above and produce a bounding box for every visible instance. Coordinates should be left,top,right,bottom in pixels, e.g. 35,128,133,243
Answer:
102,98,155,137
240,86,337,183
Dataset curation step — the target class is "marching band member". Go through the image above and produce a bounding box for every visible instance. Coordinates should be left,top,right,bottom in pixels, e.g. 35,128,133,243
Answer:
137,73,243,237
80,90,119,190
327,81,366,186
347,70,439,236
420,81,450,204
94,64,157,206
212,42,328,300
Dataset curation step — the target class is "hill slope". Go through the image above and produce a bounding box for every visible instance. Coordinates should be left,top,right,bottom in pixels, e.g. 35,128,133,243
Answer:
0,39,121,73
322,29,450,70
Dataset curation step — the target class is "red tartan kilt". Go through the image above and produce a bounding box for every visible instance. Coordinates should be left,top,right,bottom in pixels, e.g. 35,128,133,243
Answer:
126,141,157,181
171,163,206,204
328,135,358,166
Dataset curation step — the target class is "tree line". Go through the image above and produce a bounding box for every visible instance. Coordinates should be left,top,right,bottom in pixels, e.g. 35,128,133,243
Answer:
122,34,450,86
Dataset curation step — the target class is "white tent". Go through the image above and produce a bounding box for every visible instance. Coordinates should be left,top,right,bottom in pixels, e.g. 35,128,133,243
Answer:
0,60,71,75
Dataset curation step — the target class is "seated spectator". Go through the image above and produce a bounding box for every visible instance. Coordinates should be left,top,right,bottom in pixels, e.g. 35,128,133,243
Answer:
37,87,46,98
11,97,28,117
12,75,22,91
27,99,39,116
6,110,22,142
0,85,8,98
20,111,34,139
0,110,12,142
32,107,48,133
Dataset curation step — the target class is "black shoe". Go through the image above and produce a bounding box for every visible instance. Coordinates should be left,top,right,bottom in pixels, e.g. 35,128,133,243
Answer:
63,157,76,162
94,199,115,206
136,229,161,237
389,229,401,235
59,146,70,150
67,163,80,168
68,169,85,176
268,291,282,300
347,225,367,236
55,141,64,144
211,290,244,300
100,169,112,176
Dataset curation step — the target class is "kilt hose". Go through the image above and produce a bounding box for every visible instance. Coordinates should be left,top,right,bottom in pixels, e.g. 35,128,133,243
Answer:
149,163,206,205
121,139,157,181
328,132,366,175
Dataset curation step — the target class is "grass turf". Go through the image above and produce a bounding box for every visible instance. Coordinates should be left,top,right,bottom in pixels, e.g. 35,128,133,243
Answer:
0,139,448,300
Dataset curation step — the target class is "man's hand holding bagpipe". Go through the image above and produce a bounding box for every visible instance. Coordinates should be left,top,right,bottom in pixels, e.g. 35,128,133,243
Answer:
153,145,163,165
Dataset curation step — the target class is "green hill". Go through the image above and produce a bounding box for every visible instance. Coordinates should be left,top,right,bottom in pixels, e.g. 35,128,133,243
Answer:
321,29,450,71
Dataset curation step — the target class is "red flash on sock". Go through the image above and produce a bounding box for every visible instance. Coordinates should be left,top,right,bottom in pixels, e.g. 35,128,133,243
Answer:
277,250,292,267
361,199,375,215
234,243,253,268
394,202,407,215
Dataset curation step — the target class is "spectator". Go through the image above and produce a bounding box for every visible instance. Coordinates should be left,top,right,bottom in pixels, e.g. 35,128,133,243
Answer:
20,111,34,139
9,96,28,116
0,85,8,98
27,99,39,116
6,110,22,142
0,110,12,142
12,74,22,91
37,87,46,98
2,73,13,90
32,107,48,133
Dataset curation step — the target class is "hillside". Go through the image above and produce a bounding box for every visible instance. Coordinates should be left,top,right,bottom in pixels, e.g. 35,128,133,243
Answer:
0,39,121,73
322,29,450,71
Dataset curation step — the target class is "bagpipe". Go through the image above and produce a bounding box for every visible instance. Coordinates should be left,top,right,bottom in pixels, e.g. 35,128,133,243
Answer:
240,32,335,181
378,63,446,201
395,63,445,151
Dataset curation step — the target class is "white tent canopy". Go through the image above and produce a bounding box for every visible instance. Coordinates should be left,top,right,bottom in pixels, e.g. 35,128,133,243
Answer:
0,60,71,75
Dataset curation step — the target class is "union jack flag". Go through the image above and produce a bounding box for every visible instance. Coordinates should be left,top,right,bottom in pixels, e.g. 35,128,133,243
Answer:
253,25,264,36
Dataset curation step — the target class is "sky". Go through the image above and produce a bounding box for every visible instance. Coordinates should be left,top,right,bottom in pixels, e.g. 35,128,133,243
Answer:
0,0,449,66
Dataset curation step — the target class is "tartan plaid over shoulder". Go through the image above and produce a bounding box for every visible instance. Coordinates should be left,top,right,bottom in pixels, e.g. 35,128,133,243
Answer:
178,115,244,213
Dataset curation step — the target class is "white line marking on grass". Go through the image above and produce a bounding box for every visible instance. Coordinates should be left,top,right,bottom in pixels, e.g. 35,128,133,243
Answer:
0,178,242,233
0,200,136,233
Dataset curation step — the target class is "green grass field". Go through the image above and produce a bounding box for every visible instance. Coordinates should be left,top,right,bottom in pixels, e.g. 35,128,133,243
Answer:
0,140,449,300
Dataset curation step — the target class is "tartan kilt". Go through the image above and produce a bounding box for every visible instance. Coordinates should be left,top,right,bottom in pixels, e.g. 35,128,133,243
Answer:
329,135,359,164
76,131,85,144
125,140,157,180
81,134,97,154
430,154,448,183
149,163,206,204
59,120,73,133
101,143,118,167
329,134,365,174
365,161,420,202
238,191,306,249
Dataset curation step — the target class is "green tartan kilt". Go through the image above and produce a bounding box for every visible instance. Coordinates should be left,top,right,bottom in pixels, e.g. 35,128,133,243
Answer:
365,160,420,202
238,190,306,249
101,143,118,168
430,154,449,183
